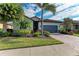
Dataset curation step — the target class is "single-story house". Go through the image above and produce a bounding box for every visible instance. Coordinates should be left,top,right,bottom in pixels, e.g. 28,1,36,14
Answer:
0,16,79,33
31,16,62,33
31,17,79,33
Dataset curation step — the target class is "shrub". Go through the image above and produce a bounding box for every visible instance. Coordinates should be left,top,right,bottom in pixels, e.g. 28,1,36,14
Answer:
0,31,11,37
15,29,31,36
1,32,11,37
0,29,3,35
73,30,79,34
59,26,67,34
59,30,67,34
67,31,74,35
0,29,12,37
44,31,51,37
34,31,41,37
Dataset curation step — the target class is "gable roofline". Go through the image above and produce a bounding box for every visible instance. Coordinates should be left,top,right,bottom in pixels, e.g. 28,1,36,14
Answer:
31,16,63,23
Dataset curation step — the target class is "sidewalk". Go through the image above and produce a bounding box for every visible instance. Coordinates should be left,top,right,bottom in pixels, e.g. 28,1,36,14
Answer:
0,44,78,56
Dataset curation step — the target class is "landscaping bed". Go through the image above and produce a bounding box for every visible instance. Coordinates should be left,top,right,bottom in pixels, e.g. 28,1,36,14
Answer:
0,37,63,50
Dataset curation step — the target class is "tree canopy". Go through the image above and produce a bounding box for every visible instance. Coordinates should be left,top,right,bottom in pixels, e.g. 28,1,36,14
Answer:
36,3,56,15
63,18,74,31
0,3,24,22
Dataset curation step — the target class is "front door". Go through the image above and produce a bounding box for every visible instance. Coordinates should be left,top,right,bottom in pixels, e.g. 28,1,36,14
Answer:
33,21,38,32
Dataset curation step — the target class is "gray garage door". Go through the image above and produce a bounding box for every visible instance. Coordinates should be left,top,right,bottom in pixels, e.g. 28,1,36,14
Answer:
43,25,58,33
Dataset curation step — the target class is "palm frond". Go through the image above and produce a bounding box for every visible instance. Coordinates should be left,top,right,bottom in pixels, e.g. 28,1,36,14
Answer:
45,4,56,15
36,3,56,15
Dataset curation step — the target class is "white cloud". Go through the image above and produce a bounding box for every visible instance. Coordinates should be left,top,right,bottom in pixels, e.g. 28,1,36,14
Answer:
24,8,35,17
56,3,76,12
43,11,52,16
71,8,79,16
73,17,79,21
49,5,79,20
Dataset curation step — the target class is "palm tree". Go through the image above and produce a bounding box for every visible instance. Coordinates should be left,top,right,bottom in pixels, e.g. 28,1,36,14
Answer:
36,3,56,37
0,3,24,31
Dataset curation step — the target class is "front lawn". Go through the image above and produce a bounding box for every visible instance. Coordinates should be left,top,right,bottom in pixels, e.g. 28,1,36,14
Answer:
0,37,63,50
73,34,79,37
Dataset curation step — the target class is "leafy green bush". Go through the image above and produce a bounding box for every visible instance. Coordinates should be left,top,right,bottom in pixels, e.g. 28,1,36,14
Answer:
15,29,31,35
0,29,12,37
1,32,11,37
34,31,41,37
67,31,74,35
59,27,68,34
44,31,51,37
0,29,3,35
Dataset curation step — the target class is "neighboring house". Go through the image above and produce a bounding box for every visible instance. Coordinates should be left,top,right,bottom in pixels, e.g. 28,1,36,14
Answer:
0,22,13,29
73,21,79,30
0,23,3,29
59,20,79,31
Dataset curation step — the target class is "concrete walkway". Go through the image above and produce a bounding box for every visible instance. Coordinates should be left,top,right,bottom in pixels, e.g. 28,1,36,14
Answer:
0,34,79,56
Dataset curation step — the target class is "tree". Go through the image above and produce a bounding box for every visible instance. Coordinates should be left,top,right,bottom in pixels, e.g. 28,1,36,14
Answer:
63,18,74,31
36,3,56,37
20,16,32,29
0,3,24,31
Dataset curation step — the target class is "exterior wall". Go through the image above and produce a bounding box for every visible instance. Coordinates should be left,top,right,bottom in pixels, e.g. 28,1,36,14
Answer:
0,22,13,29
38,22,61,31
0,23,3,29
73,25,79,30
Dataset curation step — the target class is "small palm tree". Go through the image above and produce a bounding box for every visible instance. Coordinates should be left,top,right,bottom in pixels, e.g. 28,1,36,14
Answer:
36,3,56,37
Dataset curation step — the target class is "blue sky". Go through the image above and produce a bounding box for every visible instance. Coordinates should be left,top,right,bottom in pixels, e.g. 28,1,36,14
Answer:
22,3,79,21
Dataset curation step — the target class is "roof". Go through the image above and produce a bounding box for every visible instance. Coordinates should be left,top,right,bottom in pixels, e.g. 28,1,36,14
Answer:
38,20,63,23
31,16,62,23
25,16,79,24
73,20,79,25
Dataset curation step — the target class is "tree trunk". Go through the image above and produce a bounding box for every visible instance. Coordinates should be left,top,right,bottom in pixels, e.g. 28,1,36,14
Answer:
3,22,7,32
41,6,44,37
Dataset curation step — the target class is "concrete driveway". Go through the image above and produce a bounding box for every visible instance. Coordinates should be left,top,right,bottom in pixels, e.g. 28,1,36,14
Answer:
50,34,79,53
0,34,79,56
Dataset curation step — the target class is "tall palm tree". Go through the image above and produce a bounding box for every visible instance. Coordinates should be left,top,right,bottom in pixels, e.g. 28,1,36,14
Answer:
36,3,56,37
0,3,24,31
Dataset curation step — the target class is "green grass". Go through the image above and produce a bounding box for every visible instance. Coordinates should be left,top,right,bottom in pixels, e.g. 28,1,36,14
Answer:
0,37,63,50
73,34,79,37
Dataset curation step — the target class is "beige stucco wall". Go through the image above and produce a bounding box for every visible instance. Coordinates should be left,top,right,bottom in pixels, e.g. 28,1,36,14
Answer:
0,22,13,29
0,23,3,29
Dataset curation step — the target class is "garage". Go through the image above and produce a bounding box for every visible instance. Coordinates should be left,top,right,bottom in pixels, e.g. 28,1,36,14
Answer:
43,25,58,33
37,18,62,33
